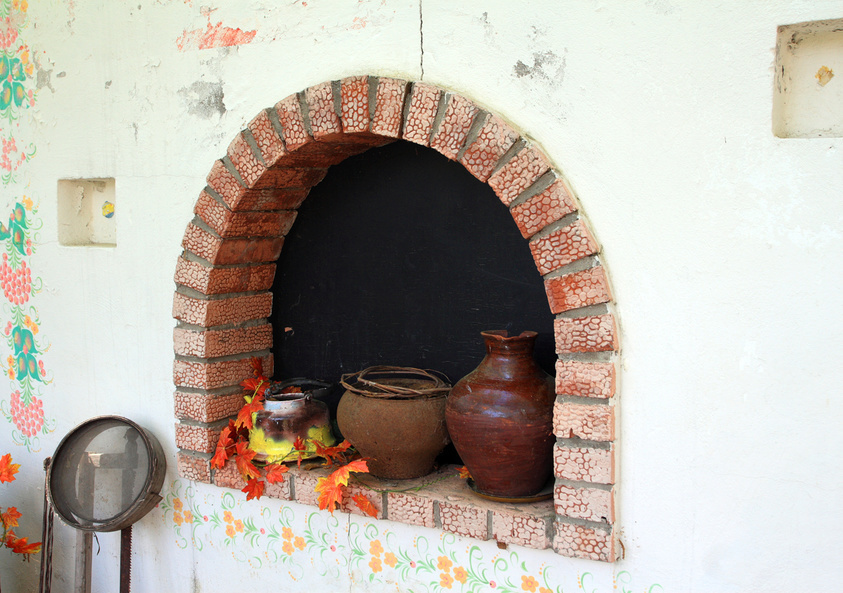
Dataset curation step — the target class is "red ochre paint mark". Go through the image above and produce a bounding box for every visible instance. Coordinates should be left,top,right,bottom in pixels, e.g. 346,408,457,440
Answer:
176,20,257,51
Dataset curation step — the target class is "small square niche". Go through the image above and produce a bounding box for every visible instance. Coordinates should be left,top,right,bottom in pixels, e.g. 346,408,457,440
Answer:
57,178,116,247
773,19,843,138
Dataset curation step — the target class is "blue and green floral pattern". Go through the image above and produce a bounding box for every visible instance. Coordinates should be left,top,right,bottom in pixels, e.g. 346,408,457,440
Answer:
0,0,37,185
0,0,53,450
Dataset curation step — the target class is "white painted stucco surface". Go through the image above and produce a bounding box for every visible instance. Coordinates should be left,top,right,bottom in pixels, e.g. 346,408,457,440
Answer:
1,1,842,592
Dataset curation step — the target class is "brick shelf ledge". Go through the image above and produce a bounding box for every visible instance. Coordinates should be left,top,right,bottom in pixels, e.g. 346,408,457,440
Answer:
174,76,619,563
212,461,606,559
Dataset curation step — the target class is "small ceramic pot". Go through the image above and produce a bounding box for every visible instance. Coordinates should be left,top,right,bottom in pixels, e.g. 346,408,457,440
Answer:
336,367,451,479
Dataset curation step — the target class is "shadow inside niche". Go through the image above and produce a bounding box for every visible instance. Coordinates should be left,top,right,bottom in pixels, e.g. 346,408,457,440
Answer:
272,140,556,427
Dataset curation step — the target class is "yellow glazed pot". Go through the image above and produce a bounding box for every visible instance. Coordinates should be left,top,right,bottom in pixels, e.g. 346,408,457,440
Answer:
249,380,336,464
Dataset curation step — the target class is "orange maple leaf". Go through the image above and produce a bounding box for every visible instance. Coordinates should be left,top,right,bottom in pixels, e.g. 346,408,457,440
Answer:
337,458,368,478
234,392,265,430
291,436,307,467
264,464,289,484
315,459,369,513
16,540,42,557
248,357,264,377
234,442,261,481
210,424,236,469
1,507,21,529
314,476,344,513
313,439,352,466
278,385,303,394
351,494,378,517
0,454,20,483
458,466,472,479
240,377,269,397
210,446,229,470
241,478,265,501
4,531,41,559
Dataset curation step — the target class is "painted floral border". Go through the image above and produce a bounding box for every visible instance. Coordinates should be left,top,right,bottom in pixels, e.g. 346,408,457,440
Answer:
0,0,37,185
160,479,664,593
0,0,54,450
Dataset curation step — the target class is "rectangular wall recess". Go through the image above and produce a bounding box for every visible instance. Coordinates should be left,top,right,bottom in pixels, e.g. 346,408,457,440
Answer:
57,178,116,247
774,19,843,138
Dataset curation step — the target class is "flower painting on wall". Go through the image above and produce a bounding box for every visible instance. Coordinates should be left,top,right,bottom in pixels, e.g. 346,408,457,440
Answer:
0,0,54,450
160,479,662,593
0,0,37,185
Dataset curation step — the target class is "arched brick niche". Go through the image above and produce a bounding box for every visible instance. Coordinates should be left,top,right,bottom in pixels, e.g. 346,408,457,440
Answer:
172,77,619,562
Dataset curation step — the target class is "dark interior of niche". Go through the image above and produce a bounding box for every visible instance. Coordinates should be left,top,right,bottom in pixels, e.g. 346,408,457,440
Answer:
272,140,555,455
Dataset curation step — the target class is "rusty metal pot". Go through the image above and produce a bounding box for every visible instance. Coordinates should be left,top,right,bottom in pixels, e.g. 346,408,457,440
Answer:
249,379,337,464
336,367,451,479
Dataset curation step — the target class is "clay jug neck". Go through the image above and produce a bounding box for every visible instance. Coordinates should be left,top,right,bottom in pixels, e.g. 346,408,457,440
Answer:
481,330,538,357
479,330,542,377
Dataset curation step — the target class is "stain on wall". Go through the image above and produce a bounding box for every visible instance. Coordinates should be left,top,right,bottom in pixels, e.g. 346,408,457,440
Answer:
178,80,226,119
176,7,257,51
512,50,565,84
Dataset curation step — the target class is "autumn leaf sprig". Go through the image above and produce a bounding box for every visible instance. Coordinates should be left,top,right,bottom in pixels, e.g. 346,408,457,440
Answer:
210,358,378,516
0,453,41,560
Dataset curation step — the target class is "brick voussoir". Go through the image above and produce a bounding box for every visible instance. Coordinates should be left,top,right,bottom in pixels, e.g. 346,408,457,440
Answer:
227,131,268,188
173,323,273,359
552,520,615,562
206,159,249,209
195,190,298,238
172,292,272,327
544,266,612,314
305,81,342,139
174,257,276,296
174,389,246,423
510,178,578,238
530,219,599,275
274,93,312,152
556,360,616,399
173,353,273,390
460,114,519,182
488,146,552,206
247,108,288,167
403,83,442,146
552,400,615,442
177,450,212,483
372,77,409,138
429,94,480,161
182,223,285,265
553,483,614,524
554,314,618,354
340,75,371,134
553,443,614,484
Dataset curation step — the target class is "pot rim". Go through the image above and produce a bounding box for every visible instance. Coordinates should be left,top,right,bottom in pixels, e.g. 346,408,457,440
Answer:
340,366,451,399
265,377,332,400
481,329,538,341
261,396,318,411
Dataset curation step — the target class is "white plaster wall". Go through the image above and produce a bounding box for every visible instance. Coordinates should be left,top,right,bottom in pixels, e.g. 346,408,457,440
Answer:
1,1,842,591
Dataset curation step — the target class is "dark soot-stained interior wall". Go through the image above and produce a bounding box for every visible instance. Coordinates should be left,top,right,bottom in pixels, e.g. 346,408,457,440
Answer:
272,140,555,386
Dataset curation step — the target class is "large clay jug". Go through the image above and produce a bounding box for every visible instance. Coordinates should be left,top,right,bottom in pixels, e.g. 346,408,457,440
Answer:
445,330,555,497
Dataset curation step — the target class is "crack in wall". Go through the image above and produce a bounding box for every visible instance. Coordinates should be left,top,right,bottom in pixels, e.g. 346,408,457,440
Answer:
419,0,424,80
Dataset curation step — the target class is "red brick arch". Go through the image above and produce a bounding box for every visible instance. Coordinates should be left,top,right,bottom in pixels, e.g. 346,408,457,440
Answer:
172,77,619,561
